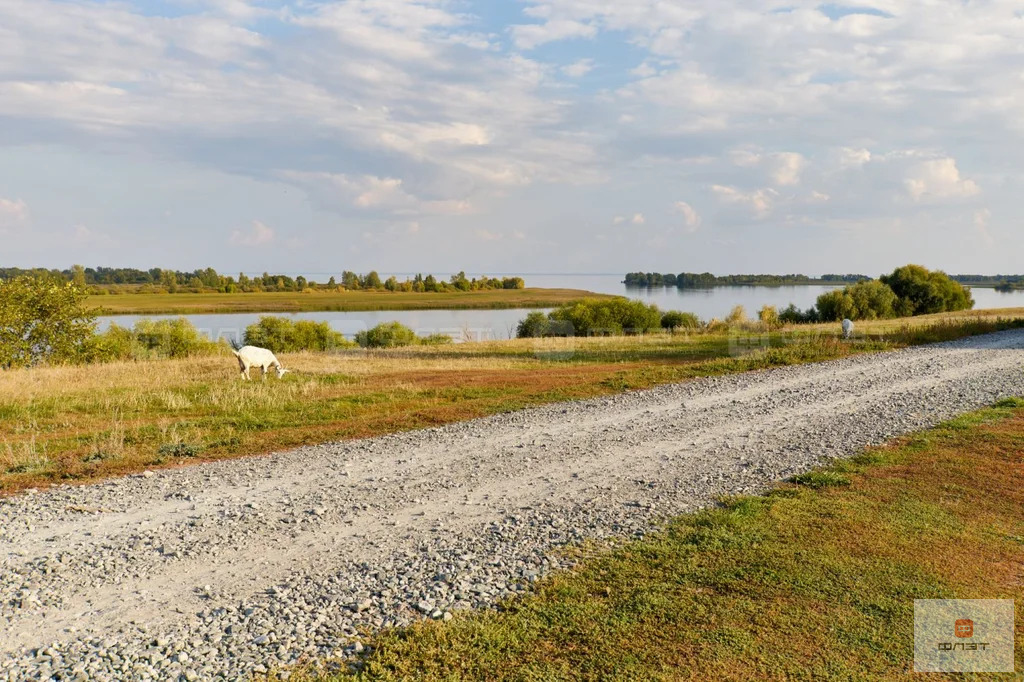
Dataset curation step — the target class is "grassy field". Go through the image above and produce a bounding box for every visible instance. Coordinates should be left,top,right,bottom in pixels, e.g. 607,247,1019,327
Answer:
86,288,612,315
2,311,1022,495
287,399,1024,681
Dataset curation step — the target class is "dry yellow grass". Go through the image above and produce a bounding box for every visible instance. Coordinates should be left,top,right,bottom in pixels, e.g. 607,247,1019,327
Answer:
2,311,1022,494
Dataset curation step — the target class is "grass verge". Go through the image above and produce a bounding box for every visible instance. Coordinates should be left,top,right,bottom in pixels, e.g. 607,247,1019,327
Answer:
86,288,613,315
285,399,1024,681
1,316,1022,495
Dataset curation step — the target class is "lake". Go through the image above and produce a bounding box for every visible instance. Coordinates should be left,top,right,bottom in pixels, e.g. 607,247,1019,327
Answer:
97,274,1024,342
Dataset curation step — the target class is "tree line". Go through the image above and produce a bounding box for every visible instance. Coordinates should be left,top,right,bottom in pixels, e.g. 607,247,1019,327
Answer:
0,266,525,294
626,270,1024,290
624,272,870,288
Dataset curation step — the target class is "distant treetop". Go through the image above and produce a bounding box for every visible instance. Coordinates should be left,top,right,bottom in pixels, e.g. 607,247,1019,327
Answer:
623,272,870,288
0,266,526,295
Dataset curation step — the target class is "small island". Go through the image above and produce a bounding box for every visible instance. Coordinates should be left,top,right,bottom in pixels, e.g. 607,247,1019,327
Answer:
0,266,613,314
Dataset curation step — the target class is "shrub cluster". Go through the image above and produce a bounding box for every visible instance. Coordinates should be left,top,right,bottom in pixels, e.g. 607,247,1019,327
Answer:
880,265,974,316
811,266,974,322
660,310,701,331
243,317,354,353
84,318,222,362
518,299,665,338
355,322,454,348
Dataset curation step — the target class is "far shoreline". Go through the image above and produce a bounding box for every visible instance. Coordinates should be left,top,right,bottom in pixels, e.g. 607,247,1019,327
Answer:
87,287,616,316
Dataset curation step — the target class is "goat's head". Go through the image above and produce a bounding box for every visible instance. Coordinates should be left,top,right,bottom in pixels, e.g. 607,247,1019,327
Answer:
276,367,290,378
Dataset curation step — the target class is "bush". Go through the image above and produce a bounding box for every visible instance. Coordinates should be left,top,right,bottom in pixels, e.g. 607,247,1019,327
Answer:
244,317,352,353
419,333,454,346
815,289,855,322
356,322,418,348
758,305,781,329
133,318,220,358
0,275,96,368
661,311,701,331
880,264,974,316
517,311,552,338
81,324,145,363
815,266,968,321
845,279,898,320
816,280,900,322
725,305,748,325
778,304,808,324
548,298,662,336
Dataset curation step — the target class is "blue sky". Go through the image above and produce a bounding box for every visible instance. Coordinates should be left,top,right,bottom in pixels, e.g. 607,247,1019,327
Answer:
1,0,1022,275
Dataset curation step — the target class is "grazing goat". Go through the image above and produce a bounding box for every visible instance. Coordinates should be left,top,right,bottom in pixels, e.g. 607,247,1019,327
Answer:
842,319,855,339
232,346,289,380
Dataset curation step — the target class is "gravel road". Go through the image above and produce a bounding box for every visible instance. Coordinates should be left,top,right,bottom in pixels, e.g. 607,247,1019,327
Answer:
3,330,1024,681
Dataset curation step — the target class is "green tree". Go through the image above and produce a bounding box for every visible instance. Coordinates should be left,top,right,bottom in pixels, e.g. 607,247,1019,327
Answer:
384,276,399,292
815,289,856,322
342,271,361,290
0,275,96,368
71,264,87,288
363,271,383,289
881,265,974,316
846,279,898,320
516,311,552,338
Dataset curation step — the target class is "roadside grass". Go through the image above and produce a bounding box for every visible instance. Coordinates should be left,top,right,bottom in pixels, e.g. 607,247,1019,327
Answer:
285,400,1024,682
1,315,1022,494
86,288,613,315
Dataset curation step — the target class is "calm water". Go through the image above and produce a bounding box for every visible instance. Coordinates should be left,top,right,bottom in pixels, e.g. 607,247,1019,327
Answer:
97,274,1024,342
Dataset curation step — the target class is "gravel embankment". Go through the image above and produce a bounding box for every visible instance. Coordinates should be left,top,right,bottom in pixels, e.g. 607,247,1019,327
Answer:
2,330,1023,681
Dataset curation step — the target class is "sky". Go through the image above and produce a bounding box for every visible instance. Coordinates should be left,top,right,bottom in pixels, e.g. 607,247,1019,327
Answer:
0,0,1022,276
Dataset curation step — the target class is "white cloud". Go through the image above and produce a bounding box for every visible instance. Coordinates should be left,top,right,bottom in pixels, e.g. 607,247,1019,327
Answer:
1,0,1024,272
561,59,595,78
712,185,777,217
613,213,646,225
281,172,473,216
673,201,701,231
0,198,28,232
838,147,872,169
230,220,274,246
905,158,980,202
511,19,597,50
768,153,806,187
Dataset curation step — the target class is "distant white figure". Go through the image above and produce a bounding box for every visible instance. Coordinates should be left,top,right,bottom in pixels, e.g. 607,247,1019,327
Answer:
842,319,855,339
232,346,290,380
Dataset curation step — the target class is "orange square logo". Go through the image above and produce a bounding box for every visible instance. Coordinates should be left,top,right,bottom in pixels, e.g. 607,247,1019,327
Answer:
955,619,974,638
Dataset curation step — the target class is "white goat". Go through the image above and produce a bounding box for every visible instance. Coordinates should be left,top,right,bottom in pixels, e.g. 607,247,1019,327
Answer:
842,318,855,339
232,346,289,380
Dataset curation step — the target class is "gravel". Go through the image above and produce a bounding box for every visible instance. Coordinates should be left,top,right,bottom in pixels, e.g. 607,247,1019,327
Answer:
2,330,1023,681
